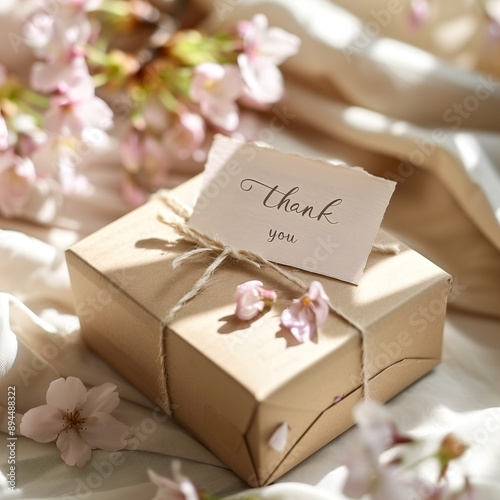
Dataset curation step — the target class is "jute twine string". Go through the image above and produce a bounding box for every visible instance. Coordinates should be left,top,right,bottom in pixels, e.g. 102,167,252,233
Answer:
153,191,400,414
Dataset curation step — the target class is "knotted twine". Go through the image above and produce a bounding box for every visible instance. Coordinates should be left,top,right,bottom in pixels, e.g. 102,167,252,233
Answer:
153,191,400,415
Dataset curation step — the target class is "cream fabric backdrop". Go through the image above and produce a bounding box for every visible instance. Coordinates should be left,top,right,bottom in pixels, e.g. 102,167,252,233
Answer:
1,1,500,499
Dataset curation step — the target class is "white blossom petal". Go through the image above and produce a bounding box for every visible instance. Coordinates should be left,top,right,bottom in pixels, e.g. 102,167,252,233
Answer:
82,412,132,451
258,27,302,65
57,429,92,467
148,462,199,500
238,54,284,104
201,98,239,131
83,382,120,416
20,405,64,443
353,400,397,456
268,422,289,452
46,377,87,414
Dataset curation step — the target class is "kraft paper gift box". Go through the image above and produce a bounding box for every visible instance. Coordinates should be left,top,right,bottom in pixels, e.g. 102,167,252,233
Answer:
66,174,453,487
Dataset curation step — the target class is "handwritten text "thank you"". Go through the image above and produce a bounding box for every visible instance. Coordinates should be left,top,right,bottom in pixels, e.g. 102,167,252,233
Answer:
239,178,342,224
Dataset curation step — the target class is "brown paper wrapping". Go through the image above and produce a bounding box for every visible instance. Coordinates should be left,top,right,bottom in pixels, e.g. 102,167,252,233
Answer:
66,174,452,486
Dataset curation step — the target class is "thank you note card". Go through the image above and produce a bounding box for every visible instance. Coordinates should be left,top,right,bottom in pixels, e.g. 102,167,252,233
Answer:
189,135,396,284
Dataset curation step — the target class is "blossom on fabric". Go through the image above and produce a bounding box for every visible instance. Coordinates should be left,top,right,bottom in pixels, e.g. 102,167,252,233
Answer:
409,0,429,29
280,281,329,343
234,280,277,321
353,400,412,456
189,63,243,131
237,14,301,105
20,376,132,467
344,453,439,500
344,401,431,500
0,150,36,217
148,461,199,500
485,0,500,38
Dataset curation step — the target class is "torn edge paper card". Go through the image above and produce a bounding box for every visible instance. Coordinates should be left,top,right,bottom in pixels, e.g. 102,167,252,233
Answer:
189,135,396,284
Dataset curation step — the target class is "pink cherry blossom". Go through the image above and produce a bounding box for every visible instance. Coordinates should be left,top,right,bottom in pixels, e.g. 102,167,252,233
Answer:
0,114,8,151
141,100,171,135
164,112,205,161
234,280,277,321
0,149,36,217
139,135,166,176
189,63,243,131
344,401,433,500
228,110,261,141
31,135,77,179
31,132,97,194
121,128,143,173
38,0,102,13
43,92,113,138
24,12,55,56
353,400,412,456
409,0,429,29
148,462,199,500
280,281,329,343
26,7,91,62
20,376,131,467
121,128,170,189
121,176,148,207
485,0,500,39
344,453,439,500
237,14,301,105
31,56,94,98
11,114,46,157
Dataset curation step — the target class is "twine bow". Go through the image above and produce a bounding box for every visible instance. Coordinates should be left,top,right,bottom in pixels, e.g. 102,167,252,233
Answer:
154,191,400,414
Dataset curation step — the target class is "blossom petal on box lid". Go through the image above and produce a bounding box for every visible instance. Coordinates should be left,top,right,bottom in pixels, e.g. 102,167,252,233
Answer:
268,422,289,452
